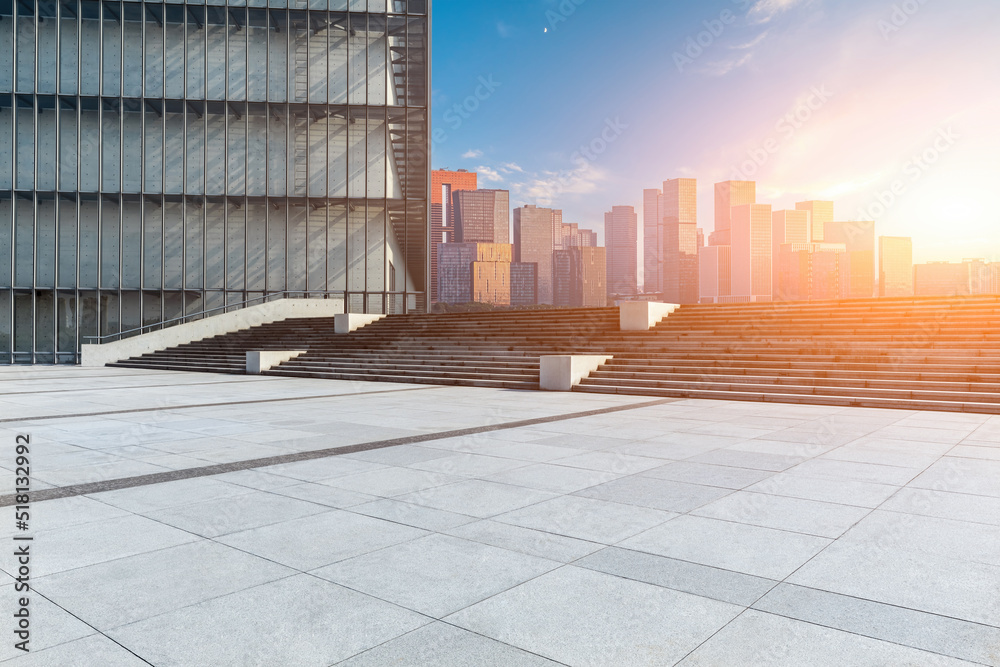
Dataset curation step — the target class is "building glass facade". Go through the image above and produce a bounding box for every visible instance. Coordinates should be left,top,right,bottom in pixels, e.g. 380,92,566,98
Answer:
1,0,430,364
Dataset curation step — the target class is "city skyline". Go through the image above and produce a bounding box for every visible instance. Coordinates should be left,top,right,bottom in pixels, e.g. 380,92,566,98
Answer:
431,0,1000,264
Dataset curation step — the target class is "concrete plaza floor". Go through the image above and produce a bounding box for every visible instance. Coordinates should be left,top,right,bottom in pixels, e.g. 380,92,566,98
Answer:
1,366,999,666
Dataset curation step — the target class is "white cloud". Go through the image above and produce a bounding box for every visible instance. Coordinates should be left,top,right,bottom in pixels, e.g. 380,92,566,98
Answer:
497,21,513,38
747,0,809,24
477,166,504,183
500,162,525,174
701,52,754,77
510,161,608,206
462,149,483,159
731,31,770,50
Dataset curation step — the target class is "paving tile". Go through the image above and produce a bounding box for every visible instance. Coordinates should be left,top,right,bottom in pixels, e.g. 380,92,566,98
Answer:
691,491,871,539
262,457,388,483
445,519,603,563
408,452,532,477
0,495,129,539
217,510,427,571
621,515,832,580
341,445,453,467
754,583,1000,666
686,448,807,472
269,482,378,508
949,445,1000,461
87,478,253,514
33,541,294,631
787,458,920,486
314,534,559,618
910,458,1000,498
319,466,461,497
574,476,734,513
788,539,1000,628
394,479,557,518
641,461,774,490
677,609,976,667
447,566,741,667
550,451,666,475
476,441,589,462
0,515,198,578
497,495,675,544
0,583,96,660
110,574,428,667
744,472,900,508
337,622,564,666
146,491,330,538
350,498,478,531
576,547,777,607
485,463,621,494
8,635,151,666
880,487,1000,526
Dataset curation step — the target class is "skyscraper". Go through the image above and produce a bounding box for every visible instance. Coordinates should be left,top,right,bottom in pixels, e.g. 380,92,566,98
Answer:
772,210,811,299
437,243,512,306
699,245,731,304
795,201,834,242
661,178,699,304
453,189,509,244
711,180,756,246
1,1,431,364
431,169,478,303
513,205,558,305
879,236,914,297
731,203,773,301
913,262,971,297
553,247,607,307
643,188,662,294
777,243,849,301
604,205,638,297
824,221,876,299
510,263,538,306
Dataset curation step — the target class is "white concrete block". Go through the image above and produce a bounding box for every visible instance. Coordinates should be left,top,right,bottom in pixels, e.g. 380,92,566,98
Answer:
81,298,344,367
540,355,614,392
334,314,388,334
620,302,680,331
246,351,309,374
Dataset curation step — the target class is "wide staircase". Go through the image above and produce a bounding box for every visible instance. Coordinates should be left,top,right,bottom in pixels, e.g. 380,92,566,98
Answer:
109,296,1000,413
575,296,1000,413
109,308,622,390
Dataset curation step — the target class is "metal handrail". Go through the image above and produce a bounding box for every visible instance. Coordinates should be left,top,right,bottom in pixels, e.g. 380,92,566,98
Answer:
82,291,322,344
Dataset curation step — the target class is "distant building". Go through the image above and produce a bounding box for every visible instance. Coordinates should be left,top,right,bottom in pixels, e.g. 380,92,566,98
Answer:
879,236,914,297
510,263,539,306
699,245,732,304
553,247,607,307
453,189,510,244
731,203,773,301
560,223,598,248
513,205,559,305
772,210,811,299
777,243,849,301
662,178,699,305
967,259,1000,295
711,180,756,246
643,188,663,293
605,206,638,297
914,262,971,297
437,243,512,306
795,201,834,242
824,221,876,299
432,170,479,302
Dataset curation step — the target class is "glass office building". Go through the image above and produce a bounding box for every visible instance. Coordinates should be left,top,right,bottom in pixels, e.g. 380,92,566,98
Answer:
0,0,430,364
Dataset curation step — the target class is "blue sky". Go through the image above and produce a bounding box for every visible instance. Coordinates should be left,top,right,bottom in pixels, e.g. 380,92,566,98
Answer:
431,0,1000,263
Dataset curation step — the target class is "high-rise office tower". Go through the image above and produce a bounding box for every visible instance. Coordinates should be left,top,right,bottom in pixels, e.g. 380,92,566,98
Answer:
453,189,509,244
772,210,811,299
777,243,849,301
795,201,834,242
711,180,756,246
604,206,638,297
437,243,512,306
431,169,478,303
513,205,558,305
643,188,662,294
825,221,876,298
913,262,971,297
699,246,731,304
510,263,538,306
560,223,597,249
731,204,773,300
1,1,431,364
661,178,699,304
879,236,914,297
553,247,607,307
